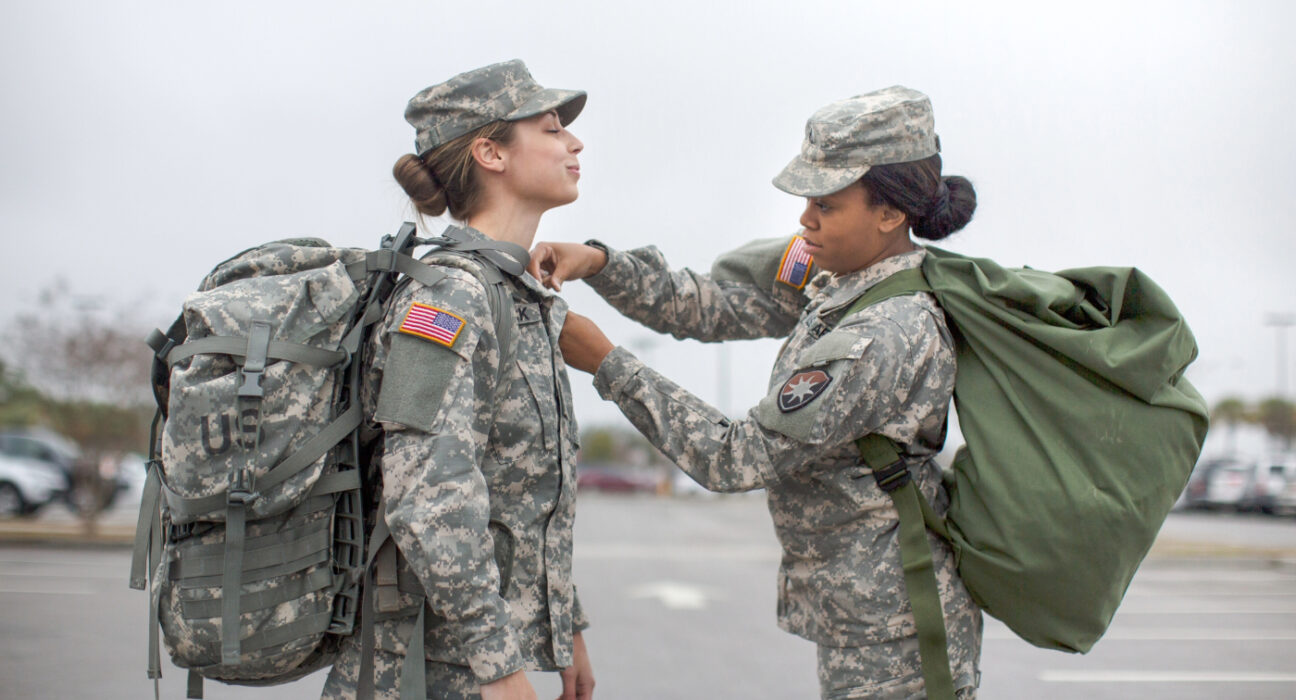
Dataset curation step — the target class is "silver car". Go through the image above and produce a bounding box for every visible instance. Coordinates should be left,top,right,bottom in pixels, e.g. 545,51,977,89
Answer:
0,454,67,517
1204,456,1296,514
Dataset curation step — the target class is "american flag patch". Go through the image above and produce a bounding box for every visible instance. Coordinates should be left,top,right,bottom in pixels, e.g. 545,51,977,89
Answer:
776,236,813,289
398,303,465,347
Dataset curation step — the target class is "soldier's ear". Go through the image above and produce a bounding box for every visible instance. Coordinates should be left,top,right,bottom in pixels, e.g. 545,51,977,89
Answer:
471,137,506,173
877,204,908,235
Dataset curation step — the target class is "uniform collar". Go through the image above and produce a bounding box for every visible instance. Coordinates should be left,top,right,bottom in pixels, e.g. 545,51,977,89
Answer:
812,247,928,318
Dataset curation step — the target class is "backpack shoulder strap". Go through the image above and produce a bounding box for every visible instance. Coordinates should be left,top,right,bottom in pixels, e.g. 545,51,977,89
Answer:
839,263,955,700
413,248,519,377
841,266,931,320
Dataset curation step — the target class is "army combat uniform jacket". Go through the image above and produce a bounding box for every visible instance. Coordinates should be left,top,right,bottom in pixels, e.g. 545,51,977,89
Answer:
586,234,980,689
335,225,586,689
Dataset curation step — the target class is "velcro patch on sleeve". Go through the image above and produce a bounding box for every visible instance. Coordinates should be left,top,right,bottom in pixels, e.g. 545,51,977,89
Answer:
776,236,813,289
777,369,833,412
397,302,466,348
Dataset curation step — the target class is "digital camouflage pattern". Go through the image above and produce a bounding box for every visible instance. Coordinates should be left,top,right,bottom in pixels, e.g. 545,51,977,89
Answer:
150,239,374,684
406,59,586,156
772,86,940,198
164,241,367,519
324,226,586,694
818,644,979,700
322,648,479,700
586,236,981,696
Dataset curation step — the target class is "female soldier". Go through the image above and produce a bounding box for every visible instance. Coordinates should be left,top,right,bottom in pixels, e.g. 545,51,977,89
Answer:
322,60,594,700
532,86,981,698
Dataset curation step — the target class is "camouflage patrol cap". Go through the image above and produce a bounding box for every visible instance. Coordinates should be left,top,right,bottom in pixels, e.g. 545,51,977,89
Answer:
773,86,940,197
405,59,586,157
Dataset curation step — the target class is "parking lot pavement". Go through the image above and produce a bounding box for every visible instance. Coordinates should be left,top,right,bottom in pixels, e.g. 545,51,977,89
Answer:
3,492,1295,698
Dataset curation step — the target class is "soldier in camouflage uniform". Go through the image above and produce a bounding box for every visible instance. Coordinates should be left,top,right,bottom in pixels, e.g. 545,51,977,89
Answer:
532,87,982,698
321,60,594,700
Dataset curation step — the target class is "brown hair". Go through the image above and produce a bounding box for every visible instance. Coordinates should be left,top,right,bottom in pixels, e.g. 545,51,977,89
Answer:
859,154,976,241
393,120,516,220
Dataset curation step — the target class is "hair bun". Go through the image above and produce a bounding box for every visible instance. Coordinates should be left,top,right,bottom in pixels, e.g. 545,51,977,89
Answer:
393,153,448,217
913,176,976,241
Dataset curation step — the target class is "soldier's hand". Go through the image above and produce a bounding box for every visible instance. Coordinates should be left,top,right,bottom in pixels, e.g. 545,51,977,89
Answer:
559,312,615,375
528,242,607,291
480,670,537,700
556,631,595,700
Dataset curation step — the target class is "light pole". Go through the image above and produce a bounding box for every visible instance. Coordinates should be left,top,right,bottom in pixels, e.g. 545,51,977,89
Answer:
1265,313,1296,400
1264,313,1295,451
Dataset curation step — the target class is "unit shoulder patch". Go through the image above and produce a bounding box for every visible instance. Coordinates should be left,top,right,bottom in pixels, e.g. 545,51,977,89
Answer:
397,302,466,348
777,368,832,412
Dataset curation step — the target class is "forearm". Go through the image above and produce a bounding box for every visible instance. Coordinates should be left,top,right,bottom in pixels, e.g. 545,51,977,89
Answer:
592,347,785,492
586,244,797,342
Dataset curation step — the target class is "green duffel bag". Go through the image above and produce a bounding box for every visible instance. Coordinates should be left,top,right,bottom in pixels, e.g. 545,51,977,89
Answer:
846,246,1209,700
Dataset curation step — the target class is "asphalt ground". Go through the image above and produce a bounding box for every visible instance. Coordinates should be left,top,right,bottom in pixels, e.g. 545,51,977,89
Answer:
2,493,1295,698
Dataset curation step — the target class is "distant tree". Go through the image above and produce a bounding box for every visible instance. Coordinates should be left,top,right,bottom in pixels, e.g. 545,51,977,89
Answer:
580,428,619,462
1210,397,1249,453
1256,397,1295,450
1,278,152,408
0,360,51,427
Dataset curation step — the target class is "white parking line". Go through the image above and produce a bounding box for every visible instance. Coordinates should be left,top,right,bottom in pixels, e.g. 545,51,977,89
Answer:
575,543,780,561
1041,670,1296,683
986,627,1296,641
0,570,123,580
0,585,95,596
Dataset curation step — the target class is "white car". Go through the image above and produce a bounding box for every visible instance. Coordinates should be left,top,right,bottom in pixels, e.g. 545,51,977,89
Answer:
0,454,67,517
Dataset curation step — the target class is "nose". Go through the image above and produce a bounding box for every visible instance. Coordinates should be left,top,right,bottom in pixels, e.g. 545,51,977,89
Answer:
568,133,583,154
799,200,817,230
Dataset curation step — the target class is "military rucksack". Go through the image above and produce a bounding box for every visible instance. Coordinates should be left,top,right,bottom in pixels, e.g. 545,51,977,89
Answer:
843,247,1209,700
128,223,526,698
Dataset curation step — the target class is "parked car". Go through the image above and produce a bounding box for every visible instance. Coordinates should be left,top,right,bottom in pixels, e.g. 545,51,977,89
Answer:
1275,460,1296,517
0,429,129,513
576,465,660,494
1203,457,1296,513
0,453,67,517
1174,457,1231,510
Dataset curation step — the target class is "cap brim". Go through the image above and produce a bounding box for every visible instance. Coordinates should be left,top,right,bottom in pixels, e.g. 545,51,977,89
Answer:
772,155,870,197
506,88,587,127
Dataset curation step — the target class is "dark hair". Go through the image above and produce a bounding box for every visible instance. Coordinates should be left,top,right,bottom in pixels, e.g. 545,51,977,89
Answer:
393,120,516,220
858,154,976,241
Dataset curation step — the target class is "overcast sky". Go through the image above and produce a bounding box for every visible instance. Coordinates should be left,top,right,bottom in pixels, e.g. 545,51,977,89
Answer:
2,0,1293,432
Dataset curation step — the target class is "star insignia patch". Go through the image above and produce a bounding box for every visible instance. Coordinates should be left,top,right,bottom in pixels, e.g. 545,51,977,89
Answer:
777,369,832,413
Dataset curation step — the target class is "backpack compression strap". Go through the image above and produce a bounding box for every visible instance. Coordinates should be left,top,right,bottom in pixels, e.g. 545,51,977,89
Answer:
842,266,958,700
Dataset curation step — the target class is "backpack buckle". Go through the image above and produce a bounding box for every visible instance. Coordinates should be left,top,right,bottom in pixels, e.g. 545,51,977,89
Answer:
870,459,911,493
228,468,258,505
236,368,264,398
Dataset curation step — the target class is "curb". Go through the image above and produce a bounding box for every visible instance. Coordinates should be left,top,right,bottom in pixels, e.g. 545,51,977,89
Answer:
0,520,137,547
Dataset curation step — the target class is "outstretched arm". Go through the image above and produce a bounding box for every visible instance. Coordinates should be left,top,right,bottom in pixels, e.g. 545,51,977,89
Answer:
531,236,814,342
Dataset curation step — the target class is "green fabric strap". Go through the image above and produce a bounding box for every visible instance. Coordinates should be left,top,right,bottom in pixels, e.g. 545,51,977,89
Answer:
889,478,955,699
220,500,247,666
856,433,956,699
162,404,363,519
129,459,163,590
842,266,931,319
846,262,954,700
183,567,333,620
402,605,427,700
186,669,203,698
239,610,334,653
164,336,346,369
